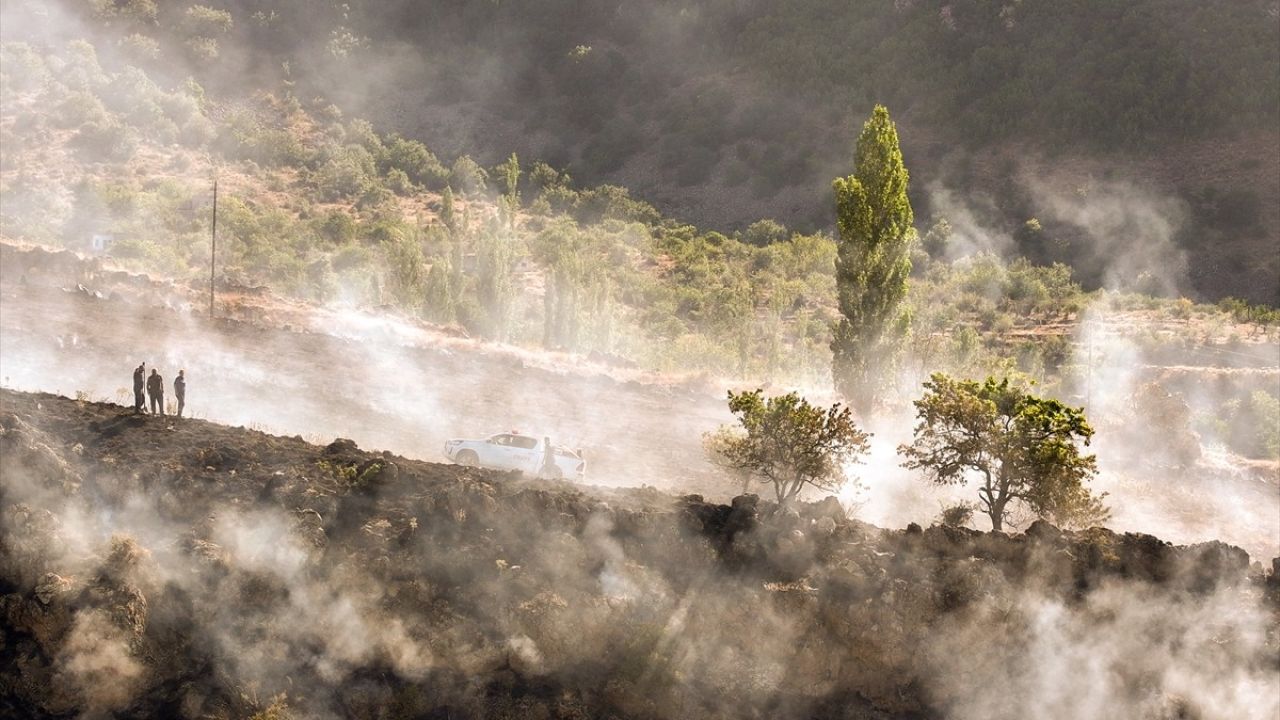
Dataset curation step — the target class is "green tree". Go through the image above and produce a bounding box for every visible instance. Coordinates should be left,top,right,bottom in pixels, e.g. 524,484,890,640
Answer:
439,185,457,235
899,373,1109,532
450,155,488,195
744,218,788,247
495,152,521,203
704,389,870,503
423,260,454,323
473,228,515,339
385,232,425,311
831,105,915,412
535,222,587,349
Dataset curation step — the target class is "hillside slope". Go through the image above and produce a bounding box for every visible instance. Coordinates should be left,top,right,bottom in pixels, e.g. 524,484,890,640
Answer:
2,388,1278,719
2,0,1277,304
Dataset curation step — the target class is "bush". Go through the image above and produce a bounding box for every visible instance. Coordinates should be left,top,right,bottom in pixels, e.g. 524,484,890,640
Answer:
184,37,219,62
383,135,448,189
313,145,376,201
120,34,160,62
71,120,138,162
449,155,488,195
939,501,976,528
184,6,233,36
385,167,415,196
744,219,788,247
53,91,110,129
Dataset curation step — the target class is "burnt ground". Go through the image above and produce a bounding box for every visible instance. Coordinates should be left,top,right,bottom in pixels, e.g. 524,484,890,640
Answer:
2,389,1278,719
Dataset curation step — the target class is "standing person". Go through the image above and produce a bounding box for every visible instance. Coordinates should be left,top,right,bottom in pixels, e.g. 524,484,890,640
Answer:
133,363,146,414
147,368,165,416
539,436,559,479
174,370,186,418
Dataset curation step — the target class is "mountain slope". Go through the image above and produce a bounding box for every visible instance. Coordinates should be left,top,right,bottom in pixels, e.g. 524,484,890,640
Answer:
2,387,1277,719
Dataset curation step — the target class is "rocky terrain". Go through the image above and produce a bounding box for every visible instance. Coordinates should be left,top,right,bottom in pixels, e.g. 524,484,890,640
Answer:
2,389,1278,719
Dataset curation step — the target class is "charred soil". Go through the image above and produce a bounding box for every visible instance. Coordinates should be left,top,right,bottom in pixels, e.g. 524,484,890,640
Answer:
2,389,1277,719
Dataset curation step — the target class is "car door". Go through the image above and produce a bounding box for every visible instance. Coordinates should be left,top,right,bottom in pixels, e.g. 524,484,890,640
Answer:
482,434,516,469
509,435,541,473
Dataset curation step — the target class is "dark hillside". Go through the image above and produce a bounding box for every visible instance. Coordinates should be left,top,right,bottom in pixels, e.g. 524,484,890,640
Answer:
2,388,1277,718
3,0,1277,302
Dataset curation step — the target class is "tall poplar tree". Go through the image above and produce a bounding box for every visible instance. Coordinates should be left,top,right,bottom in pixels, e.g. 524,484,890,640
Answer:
831,105,915,412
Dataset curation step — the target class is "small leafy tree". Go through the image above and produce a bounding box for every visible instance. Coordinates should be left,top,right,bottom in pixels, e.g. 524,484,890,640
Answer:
900,373,1109,532
705,389,870,503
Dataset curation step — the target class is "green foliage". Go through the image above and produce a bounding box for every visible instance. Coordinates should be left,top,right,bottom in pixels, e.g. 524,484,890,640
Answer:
831,105,915,412
184,36,220,61
439,186,457,234
1218,297,1280,326
423,260,455,323
313,144,377,201
183,6,233,37
385,167,414,196
450,155,488,195
705,389,870,503
120,33,160,61
744,218,788,247
384,233,426,310
573,185,659,226
921,218,953,261
495,152,521,203
900,373,1108,532
382,134,448,189
71,119,138,162
471,228,516,339
1198,389,1280,461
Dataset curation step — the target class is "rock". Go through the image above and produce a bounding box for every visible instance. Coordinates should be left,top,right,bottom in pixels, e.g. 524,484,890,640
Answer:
1025,519,1063,543
325,437,359,455
34,573,71,605
804,495,846,523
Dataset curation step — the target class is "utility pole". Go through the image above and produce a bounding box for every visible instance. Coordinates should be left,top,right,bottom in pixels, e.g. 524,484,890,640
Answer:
1085,323,1094,410
209,177,218,319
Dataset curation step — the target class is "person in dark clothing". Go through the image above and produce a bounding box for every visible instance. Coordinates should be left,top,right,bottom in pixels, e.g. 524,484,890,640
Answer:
539,436,559,479
133,363,146,413
174,370,186,418
147,369,165,416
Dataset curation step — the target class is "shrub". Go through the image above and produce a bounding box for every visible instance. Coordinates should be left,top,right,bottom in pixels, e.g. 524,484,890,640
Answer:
383,135,448,189
939,501,976,528
184,6,233,36
385,167,415,196
184,37,219,62
744,219,788,247
120,34,160,61
71,120,138,162
53,91,110,129
449,155,488,195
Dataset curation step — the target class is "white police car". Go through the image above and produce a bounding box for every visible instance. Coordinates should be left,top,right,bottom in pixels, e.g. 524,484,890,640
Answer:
443,431,585,480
